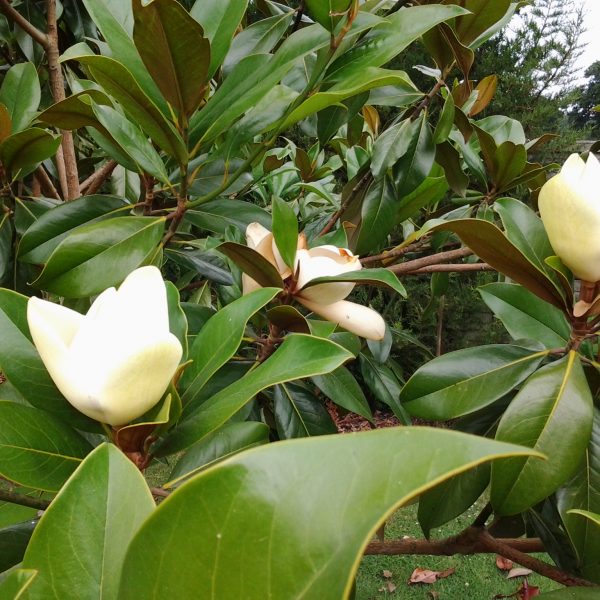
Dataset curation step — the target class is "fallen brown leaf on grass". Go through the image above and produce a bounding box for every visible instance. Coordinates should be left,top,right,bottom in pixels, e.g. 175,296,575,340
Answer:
408,567,456,584
494,580,540,599
496,555,514,571
378,581,397,593
381,570,393,579
507,567,533,579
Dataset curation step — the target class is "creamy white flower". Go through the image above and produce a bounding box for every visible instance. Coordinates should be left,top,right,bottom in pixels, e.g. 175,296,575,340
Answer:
27,266,183,426
539,153,600,282
243,223,385,340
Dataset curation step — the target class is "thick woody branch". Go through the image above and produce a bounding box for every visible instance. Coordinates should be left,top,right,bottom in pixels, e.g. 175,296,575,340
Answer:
406,262,493,275
0,488,50,510
46,0,79,200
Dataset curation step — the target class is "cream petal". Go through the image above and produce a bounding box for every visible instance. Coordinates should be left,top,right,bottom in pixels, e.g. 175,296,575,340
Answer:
27,298,85,395
246,222,272,250
298,298,385,340
295,250,357,303
63,331,183,426
272,239,292,279
581,152,600,200
539,173,600,281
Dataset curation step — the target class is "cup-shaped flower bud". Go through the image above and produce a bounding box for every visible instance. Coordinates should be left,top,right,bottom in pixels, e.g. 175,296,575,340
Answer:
27,266,183,426
295,245,362,303
539,153,600,282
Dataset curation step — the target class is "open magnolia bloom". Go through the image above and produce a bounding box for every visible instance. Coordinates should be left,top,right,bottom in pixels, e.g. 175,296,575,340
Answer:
243,223,386,340
27,266,183,427
538,153,600,282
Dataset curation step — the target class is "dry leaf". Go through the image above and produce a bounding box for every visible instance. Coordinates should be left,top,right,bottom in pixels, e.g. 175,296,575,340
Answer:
507,567,533,579
496,555,514,571
408,567,455,585
378,581,397,593
518,581,540,599
382,570,393,579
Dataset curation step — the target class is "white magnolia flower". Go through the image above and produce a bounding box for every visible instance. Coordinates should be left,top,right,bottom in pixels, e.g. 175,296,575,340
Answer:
539,153,600,282
243,223,386,340
27,266,183,426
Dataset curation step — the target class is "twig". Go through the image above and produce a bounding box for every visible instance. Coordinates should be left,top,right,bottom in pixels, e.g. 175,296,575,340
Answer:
34,165,60,199
0,488,50,510
150,487,170,498
388,247,474,274
361,240,429,265
0,0,48,47
80,159,118,195
405,262,493,275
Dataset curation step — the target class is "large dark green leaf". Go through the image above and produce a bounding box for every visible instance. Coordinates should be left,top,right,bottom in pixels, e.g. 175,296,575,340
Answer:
302,267,406,297
271,197,298,269
218,242,283,288
431,219,568,310
133,0,210,118
74,56,186,161
0,129,61,177
119,428,539,599
167,422,270,489
0,290,96,429
454,0,512,46
396,175,449,223
491,352,594,515
18,195,128,264
273,382,337,438
418,465,490,537
191,0,248,78
305,0,352,31
0,402,92,492
0,63,40,132
355,176,397,254
557,409,600,582
37,90,111,134
181,288,280,406
156,334,353,455
312,366,373,421
22,444,155,600
479,283,571,349
400,344,548,420
0,522,37,574
165,248,233,286
371,115,421,178
33,216,165,297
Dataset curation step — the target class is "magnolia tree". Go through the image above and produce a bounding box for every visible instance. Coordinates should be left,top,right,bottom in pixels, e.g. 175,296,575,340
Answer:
0,0,598,598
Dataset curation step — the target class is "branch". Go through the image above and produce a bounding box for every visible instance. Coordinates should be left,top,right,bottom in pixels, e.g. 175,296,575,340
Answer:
80,159,118,195
46,0,79,200
0,488,50,511
34,165,60,199
406,262,493,275
0,0,48,48
387,247,474,275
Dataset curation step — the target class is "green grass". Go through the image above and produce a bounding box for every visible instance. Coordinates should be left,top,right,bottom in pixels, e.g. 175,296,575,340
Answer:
356,500,562,600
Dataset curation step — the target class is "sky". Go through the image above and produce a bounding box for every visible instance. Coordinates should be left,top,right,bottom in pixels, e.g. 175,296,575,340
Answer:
577,0,600,74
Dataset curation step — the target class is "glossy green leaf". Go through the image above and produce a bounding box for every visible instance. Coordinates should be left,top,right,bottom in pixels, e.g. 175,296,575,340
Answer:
218,242,283,288
305,0,352,31
396,175,449,222
33,216,165,298
22,444,154,600
492,352,594,515
272,197,298,269
302,267,406,297
90,102,169,182
455,0,512,46
0,492,38,529
73,56,186,161
267,305,310,333
0,402,92,492
400,344,548,420
156,334,353,455
557,409,600,582
0,521,37,574
418,465,490,537
36,90,111,134
431,219,567,310
433,92,455,144
355,176,397,254
393,113,435,195
281,68,413,131
312,366,373,421
223,12,293,73
191,0,248,78
0,129,61,177
0,63,40,132
0,213,11,284
81,0,166,112
371,116,420,178
435,142,468,197
326,5,468,80
181,288,280,406
133,0,210,118
479,283,570,349
360,353,410,424
18,195,128,264
167,422,270,489
273,382,337,439
166,248,233,286
0,289,95,429
119,428,539,599
0,569,37,599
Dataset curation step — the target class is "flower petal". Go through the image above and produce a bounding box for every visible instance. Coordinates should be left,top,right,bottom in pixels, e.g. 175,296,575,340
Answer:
298,298,385,340
246,222,271,250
